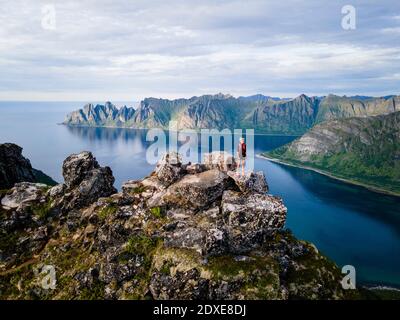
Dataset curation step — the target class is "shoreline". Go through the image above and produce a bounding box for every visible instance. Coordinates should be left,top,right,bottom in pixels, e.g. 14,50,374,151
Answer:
363,285,400,291
58,123,302,137
257,154,400,198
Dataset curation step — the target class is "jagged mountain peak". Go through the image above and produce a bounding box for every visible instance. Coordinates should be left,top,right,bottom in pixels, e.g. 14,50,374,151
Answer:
63,94,400,135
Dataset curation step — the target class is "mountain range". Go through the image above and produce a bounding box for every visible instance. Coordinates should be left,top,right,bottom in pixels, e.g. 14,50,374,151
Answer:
63,94,400,135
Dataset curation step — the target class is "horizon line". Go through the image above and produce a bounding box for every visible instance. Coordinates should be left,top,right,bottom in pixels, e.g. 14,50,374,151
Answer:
0,92,398,104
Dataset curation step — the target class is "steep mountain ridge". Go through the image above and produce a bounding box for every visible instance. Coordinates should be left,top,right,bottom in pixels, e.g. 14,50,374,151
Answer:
249,94,321,134
63,94,400,135
315,94,399,123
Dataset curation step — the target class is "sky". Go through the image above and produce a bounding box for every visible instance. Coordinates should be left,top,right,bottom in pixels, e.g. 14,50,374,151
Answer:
0,0,399,101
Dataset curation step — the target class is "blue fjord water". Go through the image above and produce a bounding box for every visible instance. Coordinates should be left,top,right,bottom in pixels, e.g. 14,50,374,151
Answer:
1,101,400,288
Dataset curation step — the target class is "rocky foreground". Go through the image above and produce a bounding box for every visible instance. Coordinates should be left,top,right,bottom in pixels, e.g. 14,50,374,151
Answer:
0,150,362,299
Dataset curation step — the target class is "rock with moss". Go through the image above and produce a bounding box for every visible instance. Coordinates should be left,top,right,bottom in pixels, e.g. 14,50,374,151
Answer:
59,152,117,211
154,152,185,186
0,151,365,300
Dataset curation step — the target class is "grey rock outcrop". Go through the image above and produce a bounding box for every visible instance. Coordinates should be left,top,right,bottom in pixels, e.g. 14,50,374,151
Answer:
59,151,117,211
1,182,48,211
0,151,357,300
227,171,269,194
154,152,185,186
160,169,236,210
222,190,286,252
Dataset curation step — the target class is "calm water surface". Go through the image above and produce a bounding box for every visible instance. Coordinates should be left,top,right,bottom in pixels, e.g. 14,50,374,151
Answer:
1,102,400,287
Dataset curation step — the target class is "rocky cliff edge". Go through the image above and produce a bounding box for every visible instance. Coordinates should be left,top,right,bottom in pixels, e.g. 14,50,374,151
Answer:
0,150,357,299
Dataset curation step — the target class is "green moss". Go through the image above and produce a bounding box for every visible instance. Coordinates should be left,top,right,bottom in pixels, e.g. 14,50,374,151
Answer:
31,199,53,220
120,235,162,292
98,204,117,220
79,280,105,300
207,254,280,299
0,189,10,197
149,206,163,219
125,235,158,256
0,265,36,299
130,186,146,194
159,260,174,275
207,254,278,279
0,230,22,253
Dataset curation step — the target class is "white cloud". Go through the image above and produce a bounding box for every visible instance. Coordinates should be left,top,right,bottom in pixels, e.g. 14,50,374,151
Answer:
0,0,399,100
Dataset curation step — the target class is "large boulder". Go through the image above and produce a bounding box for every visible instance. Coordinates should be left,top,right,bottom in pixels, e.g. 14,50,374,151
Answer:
62,151,99,188
60,151,117,210
227,171,269,194
0,143,56,189
1,182,48,211
160,169,236,210
154,152,185,186
163,206,229,256
222,190,287,252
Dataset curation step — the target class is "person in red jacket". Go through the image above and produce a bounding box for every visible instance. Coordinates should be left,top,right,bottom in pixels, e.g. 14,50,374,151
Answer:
237,137,246,176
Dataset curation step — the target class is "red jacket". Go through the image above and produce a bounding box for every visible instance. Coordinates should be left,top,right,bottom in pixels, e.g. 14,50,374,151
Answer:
238,142,246,157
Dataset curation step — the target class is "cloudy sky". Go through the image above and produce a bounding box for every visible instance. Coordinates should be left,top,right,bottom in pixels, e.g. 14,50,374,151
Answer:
0,0,399,101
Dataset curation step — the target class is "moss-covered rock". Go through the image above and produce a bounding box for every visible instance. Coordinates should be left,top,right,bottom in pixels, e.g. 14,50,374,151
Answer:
0,151,371,300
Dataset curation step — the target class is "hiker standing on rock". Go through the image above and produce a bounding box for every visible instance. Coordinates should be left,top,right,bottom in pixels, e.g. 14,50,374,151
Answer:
237,137,246,176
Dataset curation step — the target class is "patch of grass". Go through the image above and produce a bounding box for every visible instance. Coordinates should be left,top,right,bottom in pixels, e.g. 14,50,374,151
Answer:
149,206,163,219
79,280,105,300
0,189,10,198
122,235,162,287
0,231,21,255
207,254,281,299
98,204,117,220
0,265,34,299
0,207,9,220
130,186,146,194
159,260,174,275
31,199,53,220
208,254,278,278
125,235,158,256
368,288,400,300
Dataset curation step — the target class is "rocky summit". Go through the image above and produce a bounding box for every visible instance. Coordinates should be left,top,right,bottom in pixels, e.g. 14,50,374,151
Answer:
0,149,360,300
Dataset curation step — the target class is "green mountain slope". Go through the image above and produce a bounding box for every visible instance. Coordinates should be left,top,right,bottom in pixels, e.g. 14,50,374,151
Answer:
266,111,400,195
315,94,400,123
